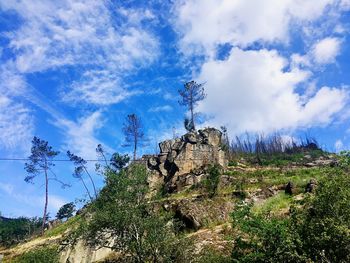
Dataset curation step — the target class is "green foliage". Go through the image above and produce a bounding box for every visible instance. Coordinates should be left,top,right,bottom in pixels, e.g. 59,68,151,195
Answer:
195,247,231,263
110,152,130,172
231,173,350,263
67,151,97,200
24,137,60,183
232,202,307,263
202,165,221,198
339,150,350,168
12,247,59,263
83,164,191,262
56,202,75,220
252,192,292,216
24,137,65,235
228,160,238,167
292,173,350,262
0,217,42,247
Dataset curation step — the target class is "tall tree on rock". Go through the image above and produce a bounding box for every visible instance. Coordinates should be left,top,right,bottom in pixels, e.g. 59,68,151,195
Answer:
24,137,62,235
178,81,206,131
123,114,146,161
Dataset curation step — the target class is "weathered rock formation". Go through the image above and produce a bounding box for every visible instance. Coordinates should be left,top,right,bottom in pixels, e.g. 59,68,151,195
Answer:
147,128,228,193
60,240,114,263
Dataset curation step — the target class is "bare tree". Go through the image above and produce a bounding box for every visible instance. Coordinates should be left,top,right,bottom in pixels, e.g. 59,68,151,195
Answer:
67,151,97,200
178,81,206,131
24,137,67,234
122,114,145,161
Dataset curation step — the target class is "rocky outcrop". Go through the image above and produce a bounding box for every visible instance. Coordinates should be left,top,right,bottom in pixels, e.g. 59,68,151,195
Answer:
304,155,338,167
147,128,228,193
160,197,234,231
60,239,114,263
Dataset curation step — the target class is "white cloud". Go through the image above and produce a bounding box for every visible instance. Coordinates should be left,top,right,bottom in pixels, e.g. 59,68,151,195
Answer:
174,0,336,57
62,70,132,105
0,95,34,152
174,1,349,136
53,111,107,159
312,37,342,64
48,195,67,211
335,139,344,152
148,105,173,112
0,0,159,105
340,0,350,10
196,48,347,134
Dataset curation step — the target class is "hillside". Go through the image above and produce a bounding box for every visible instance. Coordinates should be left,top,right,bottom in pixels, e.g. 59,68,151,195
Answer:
1,128,349,263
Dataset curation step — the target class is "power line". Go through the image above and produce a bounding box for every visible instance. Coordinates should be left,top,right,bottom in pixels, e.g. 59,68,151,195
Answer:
0,158,104,162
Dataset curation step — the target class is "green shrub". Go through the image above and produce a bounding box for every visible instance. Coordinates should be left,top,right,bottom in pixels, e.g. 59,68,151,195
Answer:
82,165,193,262
231,173,350,263
195,247,231,263
12,247,59,263
0,217,42,247
202,165,221,198
228,160,238,167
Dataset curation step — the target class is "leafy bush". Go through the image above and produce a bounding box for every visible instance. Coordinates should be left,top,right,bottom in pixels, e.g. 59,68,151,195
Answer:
82,164,192,262
56,202,75,220
12,247,59,263
339,150,350,168
202,165,221,198
195,247,231,263
231,173,350,263
292,173,350,262
232,203,306,263
0,217,42,247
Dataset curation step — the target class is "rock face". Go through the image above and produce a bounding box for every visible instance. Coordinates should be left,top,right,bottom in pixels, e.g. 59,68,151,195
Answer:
147,128,228,193
162,197,234,231
60,239,114,263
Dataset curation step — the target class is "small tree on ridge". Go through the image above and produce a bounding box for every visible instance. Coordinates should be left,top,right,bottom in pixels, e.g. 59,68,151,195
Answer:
122,114,146,161
178,80,206,131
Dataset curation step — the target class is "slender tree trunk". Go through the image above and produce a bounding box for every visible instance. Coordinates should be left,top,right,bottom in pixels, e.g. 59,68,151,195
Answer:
80,176,93,202
190,90,195,130
190,104,194,130
83,166,97,199
42,167,49,235
133,135,137,161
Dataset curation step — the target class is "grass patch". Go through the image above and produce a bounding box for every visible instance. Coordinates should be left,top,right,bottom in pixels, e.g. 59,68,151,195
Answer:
44,215,81,238
252,192,293,216
10,246,59,263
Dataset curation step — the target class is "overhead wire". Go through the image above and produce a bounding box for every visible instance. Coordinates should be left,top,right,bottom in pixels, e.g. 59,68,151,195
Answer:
0,158,104,162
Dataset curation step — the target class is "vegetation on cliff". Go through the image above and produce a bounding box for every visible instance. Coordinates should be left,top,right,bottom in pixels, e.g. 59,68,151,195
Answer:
2,132,350,263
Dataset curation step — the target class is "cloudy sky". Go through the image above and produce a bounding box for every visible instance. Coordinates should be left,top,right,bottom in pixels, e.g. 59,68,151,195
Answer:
0,0,350,217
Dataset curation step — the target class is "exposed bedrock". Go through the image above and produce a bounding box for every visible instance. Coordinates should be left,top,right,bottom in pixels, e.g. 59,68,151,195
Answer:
146,127,228,193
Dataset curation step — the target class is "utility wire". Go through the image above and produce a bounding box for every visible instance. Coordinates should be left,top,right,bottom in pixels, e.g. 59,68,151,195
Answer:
0,158,104,162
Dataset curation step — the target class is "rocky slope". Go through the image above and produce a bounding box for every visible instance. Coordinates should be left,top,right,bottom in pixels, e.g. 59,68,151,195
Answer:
1,128,339,263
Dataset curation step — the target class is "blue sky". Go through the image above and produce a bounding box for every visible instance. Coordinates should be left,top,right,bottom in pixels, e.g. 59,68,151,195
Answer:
0,0,350,218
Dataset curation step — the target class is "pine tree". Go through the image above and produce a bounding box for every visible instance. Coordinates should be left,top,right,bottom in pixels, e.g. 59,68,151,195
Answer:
178,81,206,131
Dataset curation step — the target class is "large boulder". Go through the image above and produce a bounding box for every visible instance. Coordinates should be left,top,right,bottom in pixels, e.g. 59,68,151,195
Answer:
146,127,228,193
